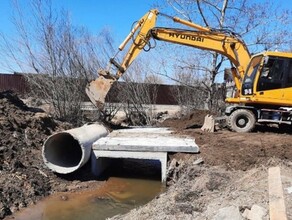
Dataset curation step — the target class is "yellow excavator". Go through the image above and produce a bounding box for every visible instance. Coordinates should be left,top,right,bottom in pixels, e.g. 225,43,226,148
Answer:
86,9,292,132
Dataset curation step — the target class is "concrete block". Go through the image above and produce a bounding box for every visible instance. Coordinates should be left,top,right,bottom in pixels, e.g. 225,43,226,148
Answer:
94,127,199,153
112,127,173,134
213,206,242,220
286,186,292,194
91,127,199,183
90,153,110,177
242,204,267,220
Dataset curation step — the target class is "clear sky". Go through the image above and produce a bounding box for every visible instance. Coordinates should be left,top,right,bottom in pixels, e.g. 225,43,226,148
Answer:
0,0,291,75
53,0,157,42
1,0,291,39
0,0,157,44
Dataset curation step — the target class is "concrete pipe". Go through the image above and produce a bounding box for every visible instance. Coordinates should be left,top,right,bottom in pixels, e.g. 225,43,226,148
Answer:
42,123,109,174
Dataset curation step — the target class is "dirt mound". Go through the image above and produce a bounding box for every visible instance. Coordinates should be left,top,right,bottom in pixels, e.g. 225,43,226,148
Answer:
0,91,72,219
159,110,209,129
181,129,292,171
159,107,292,171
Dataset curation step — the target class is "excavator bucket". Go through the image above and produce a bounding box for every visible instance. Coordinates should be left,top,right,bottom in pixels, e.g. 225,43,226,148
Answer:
201,114,215,132
85,75,115,110
201,114,227,132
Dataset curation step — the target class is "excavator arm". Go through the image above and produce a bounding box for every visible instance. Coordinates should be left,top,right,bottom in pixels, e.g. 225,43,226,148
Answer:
86,9,251,109
86,9,159,109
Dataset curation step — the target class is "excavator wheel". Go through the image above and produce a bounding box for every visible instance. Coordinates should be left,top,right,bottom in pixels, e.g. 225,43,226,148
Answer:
227,109,256,133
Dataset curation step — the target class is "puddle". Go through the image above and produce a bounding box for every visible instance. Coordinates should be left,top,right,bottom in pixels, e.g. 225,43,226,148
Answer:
11,159,164,220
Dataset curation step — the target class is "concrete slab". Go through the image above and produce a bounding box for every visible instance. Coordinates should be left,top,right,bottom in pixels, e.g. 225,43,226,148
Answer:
269,167,287,220
114,127,173,133
93,136,199,153
92,127,199,153
111,127,173,134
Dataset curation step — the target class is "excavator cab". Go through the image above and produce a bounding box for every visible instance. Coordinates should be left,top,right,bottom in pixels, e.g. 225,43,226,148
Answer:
241,55,263,97
236,52,292,106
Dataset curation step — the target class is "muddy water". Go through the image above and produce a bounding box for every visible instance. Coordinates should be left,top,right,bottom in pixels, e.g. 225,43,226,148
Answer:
12,160,164,220
12,177,163,220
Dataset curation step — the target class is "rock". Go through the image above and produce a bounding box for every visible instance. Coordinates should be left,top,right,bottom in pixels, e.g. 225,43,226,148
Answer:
285,186,292,194
242,204,267,220
193,157,204,165
60,195,69,201
213,206,242,220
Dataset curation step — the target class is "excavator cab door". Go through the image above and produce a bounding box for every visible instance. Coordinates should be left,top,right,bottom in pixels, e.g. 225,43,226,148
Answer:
241,55,262,97
280,57,292,101
254,56,292,104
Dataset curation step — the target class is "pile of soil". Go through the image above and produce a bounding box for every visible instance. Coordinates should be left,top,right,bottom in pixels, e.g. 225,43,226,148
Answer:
159,110,210,129
0,91,76,219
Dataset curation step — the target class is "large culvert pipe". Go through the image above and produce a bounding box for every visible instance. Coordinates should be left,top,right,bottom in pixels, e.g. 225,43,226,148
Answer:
42,123,109,174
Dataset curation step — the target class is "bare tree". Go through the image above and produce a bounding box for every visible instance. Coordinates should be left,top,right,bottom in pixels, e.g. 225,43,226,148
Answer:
117,61,162,126
172,71,207,114
0,0,113,125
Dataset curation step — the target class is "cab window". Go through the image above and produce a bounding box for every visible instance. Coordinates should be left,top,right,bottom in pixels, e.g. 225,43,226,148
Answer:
284,58,292,87
257,57,292,91
242,55,262,95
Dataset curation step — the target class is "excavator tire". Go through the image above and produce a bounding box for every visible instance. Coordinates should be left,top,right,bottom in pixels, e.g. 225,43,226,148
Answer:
227,109,256,133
